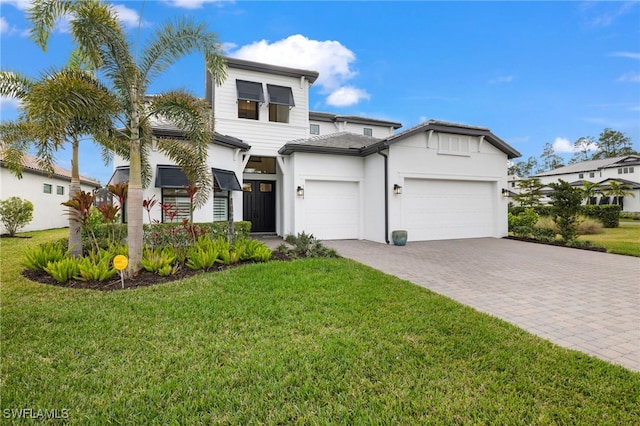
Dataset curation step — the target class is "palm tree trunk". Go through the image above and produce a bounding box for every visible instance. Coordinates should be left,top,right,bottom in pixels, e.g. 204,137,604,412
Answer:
126,88,143,278
68,137,83,257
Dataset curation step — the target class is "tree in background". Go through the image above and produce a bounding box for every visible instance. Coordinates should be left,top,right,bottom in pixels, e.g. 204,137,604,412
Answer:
29,0,226,277
540,142,564,172
508,156,540,177
592,129,636,159
0,197,34,237
0,67,118,256
603,180,635,208
548,180,583,242
569,136,596,164
581,180,602,205
512,178,545,207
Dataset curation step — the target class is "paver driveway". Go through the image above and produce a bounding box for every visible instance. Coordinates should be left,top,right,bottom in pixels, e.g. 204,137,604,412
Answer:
322,238,640,371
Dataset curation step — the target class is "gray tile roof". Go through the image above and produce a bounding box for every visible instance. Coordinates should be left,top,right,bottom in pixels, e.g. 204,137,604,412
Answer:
309,111,402,129
279,132,381,155
534,155,640,177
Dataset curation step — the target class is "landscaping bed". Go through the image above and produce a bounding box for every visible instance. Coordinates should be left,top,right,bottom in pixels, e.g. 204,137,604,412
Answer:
504,236,607,252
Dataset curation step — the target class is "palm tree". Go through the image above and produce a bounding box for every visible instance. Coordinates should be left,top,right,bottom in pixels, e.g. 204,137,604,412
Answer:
581,180,603,205
28,0,226,277
603,180,635,208
0,68,118,256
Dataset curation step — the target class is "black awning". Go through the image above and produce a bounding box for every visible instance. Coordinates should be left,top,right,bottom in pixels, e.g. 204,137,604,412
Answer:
155,165,190,188
213,168,242,191
267,84,295,106
236,80,264,102
107,166,129,186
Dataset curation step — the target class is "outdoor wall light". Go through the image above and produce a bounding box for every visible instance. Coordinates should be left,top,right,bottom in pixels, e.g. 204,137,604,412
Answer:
501,188,510,198
393,184,403,195
296,186,304,197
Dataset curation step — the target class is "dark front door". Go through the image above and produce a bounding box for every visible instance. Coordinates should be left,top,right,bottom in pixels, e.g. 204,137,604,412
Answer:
243,180,276,232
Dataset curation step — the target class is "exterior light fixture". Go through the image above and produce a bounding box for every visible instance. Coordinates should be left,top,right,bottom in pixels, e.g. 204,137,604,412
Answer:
501,188,510,198
296,186,304,197
393,184,403,195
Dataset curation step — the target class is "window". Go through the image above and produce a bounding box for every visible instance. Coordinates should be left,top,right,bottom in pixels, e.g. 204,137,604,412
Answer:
267,84,294,123
212,168,242,222
43,183,52,194
310,124,320,135
589,172,595,178
630,167,635,173
363,128,373,137
236,80,264,120
56,185,65,195
578,173,584,179
161,188,190,223
269,104,289,123
618,168,623,174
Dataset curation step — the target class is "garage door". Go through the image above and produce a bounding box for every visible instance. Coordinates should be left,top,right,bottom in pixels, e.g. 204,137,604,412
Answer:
305,180,359,240
403,179,495,241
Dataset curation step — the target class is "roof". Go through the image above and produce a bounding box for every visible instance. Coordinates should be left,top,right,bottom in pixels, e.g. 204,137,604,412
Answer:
534,155,640,177
142,122,251,151
225,57,319,84
279,120,521,159
279,132,382,155
309,111,402,129
0,151,101,187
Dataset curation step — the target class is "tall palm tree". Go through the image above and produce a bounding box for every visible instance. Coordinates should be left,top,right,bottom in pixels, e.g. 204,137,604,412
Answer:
28,0,226,277
604,180,635,208
0,68,119,256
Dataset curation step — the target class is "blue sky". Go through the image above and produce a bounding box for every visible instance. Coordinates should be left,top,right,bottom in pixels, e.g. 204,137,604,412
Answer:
1,0,639,184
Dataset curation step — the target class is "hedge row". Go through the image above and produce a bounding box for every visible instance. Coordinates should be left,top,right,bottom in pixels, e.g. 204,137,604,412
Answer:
509,205,621,228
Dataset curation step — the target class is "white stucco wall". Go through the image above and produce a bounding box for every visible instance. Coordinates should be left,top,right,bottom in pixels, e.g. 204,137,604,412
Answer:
1,168,100,233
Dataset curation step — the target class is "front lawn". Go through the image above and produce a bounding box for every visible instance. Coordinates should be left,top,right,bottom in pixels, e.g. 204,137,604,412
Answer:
2,229,639,424
580,222,640,256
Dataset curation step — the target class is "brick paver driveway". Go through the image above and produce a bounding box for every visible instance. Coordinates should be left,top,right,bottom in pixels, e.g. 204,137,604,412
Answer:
322,238,640,371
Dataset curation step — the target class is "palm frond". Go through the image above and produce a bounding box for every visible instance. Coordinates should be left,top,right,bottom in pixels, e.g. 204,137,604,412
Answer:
0,71,34,99
139,18,225,86
27,0,75,50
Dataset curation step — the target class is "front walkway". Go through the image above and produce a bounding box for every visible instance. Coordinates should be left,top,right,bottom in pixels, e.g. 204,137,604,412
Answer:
319,238,640,371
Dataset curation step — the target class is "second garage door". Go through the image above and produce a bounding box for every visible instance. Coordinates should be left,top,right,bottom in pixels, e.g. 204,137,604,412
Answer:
305,180,359,240
403,179,496,241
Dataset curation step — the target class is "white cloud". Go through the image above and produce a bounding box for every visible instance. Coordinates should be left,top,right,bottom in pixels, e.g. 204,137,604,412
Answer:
611,51,640,60
0,0,32,11
0,17,8,34
552,137,574,153
617,72,640,82
0,95,20,111
112,4,148,29
326,86,370,107
489,75,514,84
163,0,224,9
230,34,370,107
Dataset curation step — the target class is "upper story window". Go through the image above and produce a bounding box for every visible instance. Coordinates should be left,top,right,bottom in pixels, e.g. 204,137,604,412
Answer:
236,80,264,120
56,185,65,195
578,173,584,179
618,167,634,174
589,172,595,178
310,124,320,135
43,183,52,194
363,128,373,137
267,84,294,123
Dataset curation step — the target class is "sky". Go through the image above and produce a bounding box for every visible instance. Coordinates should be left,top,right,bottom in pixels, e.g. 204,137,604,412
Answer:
1,0,639,184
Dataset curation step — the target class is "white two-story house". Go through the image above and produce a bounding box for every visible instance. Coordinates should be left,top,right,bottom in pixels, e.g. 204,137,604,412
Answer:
110,57,520,243
534,155,640,213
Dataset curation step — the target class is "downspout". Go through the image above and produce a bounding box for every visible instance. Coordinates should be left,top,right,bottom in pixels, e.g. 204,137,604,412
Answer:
377,150,390,244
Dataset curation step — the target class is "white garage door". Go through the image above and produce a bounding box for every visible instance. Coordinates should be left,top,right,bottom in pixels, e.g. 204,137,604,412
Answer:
305,180,359,240
403,179,495,241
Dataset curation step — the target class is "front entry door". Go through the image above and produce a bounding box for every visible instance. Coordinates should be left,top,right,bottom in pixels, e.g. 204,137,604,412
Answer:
243,180,276,233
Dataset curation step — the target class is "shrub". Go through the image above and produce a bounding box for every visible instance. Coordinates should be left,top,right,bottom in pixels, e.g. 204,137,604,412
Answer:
235,238,272,262
620,212,640,221
576,216,603,235
76,249,118,282
0,197,34,236
532,227,556,242
275,232,338,259
508,208,539,238
44,258,80,283
535,216,559,232
580,205,621,228
186,236,220,271
548,180,583,242
22,240,67,271
141,247,178,276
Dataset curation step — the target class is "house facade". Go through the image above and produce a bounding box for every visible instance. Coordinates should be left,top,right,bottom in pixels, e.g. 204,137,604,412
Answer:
0,153,101,233
533,155,640,213
111,57,520,243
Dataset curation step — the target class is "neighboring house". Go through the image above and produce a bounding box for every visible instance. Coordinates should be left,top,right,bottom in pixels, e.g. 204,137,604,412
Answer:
0,152,102,233
110,57,520,242
533,155,640,213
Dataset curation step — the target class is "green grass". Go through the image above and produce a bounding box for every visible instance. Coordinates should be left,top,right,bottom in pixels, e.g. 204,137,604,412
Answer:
579,222,640,256
2,230,639,424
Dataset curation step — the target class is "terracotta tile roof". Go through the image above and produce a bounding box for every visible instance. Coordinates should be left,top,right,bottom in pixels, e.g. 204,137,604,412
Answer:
0,151,101,187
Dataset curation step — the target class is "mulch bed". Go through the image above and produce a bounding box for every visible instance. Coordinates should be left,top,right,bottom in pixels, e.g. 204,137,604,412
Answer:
503,236,607,252
22,251,293,292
